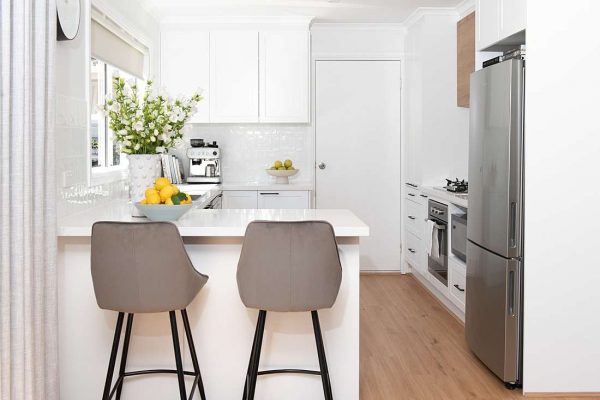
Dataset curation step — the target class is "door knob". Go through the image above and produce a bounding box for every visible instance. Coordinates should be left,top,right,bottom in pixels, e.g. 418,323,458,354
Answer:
318,162,326,170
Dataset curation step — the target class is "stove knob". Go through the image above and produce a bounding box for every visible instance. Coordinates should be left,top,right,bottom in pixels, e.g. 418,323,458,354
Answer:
213,151,217,156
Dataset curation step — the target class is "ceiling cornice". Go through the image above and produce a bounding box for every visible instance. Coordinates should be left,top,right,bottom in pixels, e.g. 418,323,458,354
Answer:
311,22,405,31
455,0,476,18
402,7,458,29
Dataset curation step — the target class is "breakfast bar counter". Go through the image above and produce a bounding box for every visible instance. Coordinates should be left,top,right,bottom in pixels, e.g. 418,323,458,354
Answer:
57,202,368,400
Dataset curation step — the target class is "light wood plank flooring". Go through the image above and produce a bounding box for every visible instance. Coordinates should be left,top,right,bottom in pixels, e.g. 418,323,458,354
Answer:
359,274,581,400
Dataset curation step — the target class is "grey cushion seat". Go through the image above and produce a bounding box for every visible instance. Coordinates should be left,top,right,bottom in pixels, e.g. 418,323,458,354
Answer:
237,220,342,312
91,221,208,313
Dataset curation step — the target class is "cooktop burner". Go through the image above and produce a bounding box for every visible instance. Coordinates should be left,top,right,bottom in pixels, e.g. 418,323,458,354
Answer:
444,178,468,193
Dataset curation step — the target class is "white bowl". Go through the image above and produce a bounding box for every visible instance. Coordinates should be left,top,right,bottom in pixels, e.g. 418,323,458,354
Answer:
134,203,193,221
265,168,299,184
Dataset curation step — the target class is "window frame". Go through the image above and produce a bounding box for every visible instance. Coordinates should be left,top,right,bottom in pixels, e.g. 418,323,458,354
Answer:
87,5,152,187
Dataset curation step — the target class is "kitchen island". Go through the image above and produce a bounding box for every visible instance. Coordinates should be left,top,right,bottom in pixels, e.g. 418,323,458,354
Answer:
57,203,368,400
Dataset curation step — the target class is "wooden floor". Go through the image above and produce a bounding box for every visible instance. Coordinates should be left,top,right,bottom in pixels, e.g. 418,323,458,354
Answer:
359,274,581,400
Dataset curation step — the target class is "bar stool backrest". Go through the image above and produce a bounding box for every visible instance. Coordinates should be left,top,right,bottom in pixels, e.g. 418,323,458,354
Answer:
91,221,208,313
237,221,342,312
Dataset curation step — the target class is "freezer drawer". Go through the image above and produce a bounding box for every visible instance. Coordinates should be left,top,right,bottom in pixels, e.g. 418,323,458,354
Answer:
465,240,521,383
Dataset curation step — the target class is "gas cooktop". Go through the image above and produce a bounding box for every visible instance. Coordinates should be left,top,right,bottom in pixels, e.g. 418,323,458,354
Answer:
444,178,468,193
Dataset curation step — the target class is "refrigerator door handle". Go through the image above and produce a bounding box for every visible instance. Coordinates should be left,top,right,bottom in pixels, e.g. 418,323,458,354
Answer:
509,202,517,248
508,270,516,317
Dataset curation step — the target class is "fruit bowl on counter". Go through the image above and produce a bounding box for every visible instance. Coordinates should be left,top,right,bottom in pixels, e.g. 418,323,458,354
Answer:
266,159,298,184
135,178,194,221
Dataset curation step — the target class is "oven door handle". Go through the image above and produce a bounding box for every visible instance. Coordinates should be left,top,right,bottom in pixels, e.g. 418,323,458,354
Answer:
428,220,447,230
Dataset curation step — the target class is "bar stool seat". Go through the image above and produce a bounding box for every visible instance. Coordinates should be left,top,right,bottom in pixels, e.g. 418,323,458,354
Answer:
91,221,209,400
237,221,342,400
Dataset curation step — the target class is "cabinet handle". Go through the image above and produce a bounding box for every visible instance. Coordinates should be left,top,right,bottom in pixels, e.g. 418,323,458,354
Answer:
408,216,416,220
408,193,416,197
453,284,465,292
408,248,416,253
260,192,280,195
420,194,428,198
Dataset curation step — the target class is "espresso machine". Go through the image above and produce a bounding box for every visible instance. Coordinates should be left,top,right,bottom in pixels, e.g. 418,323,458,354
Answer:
186,139,221,184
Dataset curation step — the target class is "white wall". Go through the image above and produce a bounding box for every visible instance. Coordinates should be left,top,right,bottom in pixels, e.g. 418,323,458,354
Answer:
523,1,600,394
311,23,404,57
403,11,470,187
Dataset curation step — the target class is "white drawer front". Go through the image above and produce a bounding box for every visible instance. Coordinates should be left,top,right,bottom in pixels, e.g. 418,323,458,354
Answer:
405,186,423,204
405,231,422,271
405,199,422,237
449,261,466,306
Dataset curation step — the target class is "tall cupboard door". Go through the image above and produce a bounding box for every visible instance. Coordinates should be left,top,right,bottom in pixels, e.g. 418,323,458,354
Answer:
210,31,259,122
161,30,210,123
499,0,526,40
476,0,500,51
259,31,310,123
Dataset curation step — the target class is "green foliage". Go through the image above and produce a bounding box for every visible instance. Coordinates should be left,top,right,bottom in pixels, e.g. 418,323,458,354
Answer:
102,75,202,154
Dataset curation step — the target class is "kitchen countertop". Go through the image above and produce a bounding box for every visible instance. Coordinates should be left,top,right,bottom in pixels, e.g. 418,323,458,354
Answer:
57,201,369,237
419,186,468,208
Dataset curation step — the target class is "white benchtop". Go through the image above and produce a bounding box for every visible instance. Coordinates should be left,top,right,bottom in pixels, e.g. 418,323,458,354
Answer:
57,201,369,237
419,186,468,208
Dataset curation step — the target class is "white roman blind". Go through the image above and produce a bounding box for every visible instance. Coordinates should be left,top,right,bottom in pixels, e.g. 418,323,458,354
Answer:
91,19,145,78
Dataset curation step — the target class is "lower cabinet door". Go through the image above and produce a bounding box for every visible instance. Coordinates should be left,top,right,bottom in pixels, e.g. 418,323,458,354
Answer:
222,190,258,209
257,191,310,209
405,231,425,274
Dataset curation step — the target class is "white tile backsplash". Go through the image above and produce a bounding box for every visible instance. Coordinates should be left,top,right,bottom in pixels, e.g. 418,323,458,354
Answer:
178,124,313,184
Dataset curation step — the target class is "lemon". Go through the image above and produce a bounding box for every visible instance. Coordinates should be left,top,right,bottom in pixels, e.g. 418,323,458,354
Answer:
284,159,293,168
145,188,159,199
146,193,161,204
274,160,283,169
154,177,171,191
159,185,175,203
277,166,286,170
165,198,174,205
286,166,295,170
171,184,179,195
139,198,147,204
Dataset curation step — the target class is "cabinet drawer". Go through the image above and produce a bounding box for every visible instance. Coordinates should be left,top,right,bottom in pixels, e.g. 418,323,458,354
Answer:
405,231,421,269
405,199,422,237
257,190,310,209
449,261,466,306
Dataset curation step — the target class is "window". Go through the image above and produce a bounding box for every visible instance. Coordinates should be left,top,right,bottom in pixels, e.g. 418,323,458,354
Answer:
89,16,147,176
90,59,141,168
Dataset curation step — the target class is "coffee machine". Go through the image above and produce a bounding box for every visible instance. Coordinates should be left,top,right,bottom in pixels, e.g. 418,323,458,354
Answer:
186,139,221,184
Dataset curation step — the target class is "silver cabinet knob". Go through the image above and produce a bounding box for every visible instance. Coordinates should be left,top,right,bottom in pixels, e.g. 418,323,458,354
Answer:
318,162,326,170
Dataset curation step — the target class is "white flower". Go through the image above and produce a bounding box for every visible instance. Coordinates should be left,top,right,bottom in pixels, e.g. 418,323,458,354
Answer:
110,103,120,112
155,146,165,153
133,121,143,131
160,134,169,141
106,93,113,101
119,130,127,136
134,143,141,151
150,136,156,142
154,129,159,136
149,122,155,129
127,79,136,88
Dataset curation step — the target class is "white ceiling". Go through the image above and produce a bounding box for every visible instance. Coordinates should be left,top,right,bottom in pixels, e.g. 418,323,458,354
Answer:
139,0,466,23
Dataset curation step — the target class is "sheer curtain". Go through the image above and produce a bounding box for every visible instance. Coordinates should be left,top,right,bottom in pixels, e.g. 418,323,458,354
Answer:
0,1,59,400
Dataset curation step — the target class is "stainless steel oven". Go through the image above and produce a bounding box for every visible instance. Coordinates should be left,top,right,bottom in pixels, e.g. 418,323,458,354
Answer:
451,212,467,262
428,200,448,286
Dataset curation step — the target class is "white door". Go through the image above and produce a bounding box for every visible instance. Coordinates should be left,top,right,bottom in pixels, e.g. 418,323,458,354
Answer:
257,191,310,209
210,31,259,122
161,30,210,123
259,31,310,123
315,61,401,271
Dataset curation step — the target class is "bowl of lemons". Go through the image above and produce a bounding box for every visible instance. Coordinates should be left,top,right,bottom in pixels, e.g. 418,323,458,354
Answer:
266,159,298,184
134,177,194,221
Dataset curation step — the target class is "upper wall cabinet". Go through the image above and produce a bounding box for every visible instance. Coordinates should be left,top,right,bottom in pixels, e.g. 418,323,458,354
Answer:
160,18,312,124
476,0,526,51
210,31,260,122
259,31,310,123
161,30,210,123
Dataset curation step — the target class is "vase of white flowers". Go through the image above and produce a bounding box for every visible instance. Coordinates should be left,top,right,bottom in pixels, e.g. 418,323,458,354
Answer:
103,73,202,215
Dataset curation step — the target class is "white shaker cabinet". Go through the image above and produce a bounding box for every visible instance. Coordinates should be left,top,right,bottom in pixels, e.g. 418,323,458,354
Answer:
259,31,310,123
210,31,259,122
161,30,210,123
476,0,526,51
257,190,310,209
222,190,258,209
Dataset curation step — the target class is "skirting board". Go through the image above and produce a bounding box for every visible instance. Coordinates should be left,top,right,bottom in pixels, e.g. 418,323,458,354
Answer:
525,393,600,398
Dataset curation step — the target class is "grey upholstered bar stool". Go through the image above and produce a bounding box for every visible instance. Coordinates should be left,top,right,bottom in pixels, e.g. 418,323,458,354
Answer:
237,221,342,400
91,221,209,400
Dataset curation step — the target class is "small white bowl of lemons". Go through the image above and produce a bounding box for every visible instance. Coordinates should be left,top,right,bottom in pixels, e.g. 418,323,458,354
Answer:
135,177,193,221
266,159,298,184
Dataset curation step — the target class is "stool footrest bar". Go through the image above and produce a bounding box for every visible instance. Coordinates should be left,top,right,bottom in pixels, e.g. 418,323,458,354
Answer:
122,369,197,377
257,369,321,376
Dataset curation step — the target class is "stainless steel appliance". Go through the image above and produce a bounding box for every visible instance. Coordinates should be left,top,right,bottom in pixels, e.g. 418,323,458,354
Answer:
427,200,448,286
466,57,524,387
451,213,467,262
187,139,221,184
203,193,222,209
444,178,468,193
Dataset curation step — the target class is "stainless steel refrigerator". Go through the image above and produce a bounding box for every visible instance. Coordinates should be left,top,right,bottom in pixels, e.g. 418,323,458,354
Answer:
466,57,524,386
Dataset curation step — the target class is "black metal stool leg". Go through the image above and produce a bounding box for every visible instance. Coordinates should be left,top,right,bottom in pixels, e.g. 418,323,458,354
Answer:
312,311,333,400
103,312,125,400
243,308,264,400
115,313,134,400
181,309,206,400
169,311,187,400
247,310,267,400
